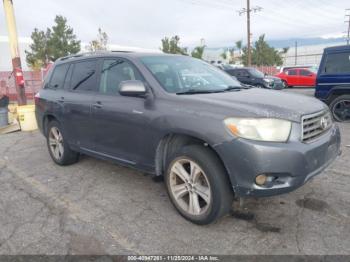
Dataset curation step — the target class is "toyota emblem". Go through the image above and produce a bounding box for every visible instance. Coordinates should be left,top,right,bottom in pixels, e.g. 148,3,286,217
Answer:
320,117,328,130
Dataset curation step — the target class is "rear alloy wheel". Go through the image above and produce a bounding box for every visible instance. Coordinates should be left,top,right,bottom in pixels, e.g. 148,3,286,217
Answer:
330,95,350,122
165,145,233,225
46,120,79,165
49,127,64,161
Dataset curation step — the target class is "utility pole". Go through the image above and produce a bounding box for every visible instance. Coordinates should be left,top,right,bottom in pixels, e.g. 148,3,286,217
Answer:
3,0,26,105
238,1,262,66
294,41,298,66
345,9,350,45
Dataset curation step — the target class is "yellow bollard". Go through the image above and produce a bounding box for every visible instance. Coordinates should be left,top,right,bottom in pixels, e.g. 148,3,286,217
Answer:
17,105,38,131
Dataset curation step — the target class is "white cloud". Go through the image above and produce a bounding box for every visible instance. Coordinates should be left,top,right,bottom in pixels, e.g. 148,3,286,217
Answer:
0,0,348,49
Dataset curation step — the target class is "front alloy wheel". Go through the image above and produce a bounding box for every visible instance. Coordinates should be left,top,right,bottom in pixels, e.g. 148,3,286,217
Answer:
169,158,211,216
165,145,233,224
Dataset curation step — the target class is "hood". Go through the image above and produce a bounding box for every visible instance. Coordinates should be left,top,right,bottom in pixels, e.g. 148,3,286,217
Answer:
264,75,281,81
180,89,328,122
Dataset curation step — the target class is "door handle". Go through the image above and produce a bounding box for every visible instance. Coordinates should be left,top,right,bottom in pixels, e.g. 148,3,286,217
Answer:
57,97,64,103
93,101,102,109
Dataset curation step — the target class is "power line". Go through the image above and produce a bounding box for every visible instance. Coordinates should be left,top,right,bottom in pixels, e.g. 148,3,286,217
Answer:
345,9,350,45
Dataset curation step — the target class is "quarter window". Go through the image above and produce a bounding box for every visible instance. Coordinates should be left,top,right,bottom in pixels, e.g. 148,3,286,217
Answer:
323,52,350,74
70,60,97,91
99,59,143,94
49,63,70,89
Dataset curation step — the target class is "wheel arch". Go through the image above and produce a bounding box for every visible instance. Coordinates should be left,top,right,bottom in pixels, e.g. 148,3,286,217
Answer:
325,86,350,104
154,132,233,188
43,113,60,136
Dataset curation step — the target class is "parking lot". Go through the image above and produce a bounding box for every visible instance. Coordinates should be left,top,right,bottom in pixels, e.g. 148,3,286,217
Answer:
0,88,349,255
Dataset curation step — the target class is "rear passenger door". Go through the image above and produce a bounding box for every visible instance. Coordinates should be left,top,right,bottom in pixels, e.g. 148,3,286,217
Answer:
90,58,152,167
299,69,315,86
44,63,70,123
63,59,98,150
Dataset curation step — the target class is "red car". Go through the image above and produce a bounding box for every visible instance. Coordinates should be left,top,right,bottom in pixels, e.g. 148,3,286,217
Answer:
276,68,316,88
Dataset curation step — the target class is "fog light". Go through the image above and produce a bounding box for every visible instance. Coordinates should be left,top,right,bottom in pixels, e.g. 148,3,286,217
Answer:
255,174,267,186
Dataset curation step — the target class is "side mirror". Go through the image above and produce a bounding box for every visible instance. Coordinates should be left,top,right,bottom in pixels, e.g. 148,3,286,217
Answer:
119,80,147,97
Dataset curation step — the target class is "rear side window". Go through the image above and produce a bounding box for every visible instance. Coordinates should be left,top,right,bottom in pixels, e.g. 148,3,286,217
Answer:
70,60,97,91
236,70,249,77
49,63,70,89
226,70,236,76
323,52,350,74
287,69,297,76
99,59,143,94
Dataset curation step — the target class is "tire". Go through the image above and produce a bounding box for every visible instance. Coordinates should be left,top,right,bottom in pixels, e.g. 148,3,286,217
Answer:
329,95,350,123
282,80,288,89
164,145,234,225
46,120,79,165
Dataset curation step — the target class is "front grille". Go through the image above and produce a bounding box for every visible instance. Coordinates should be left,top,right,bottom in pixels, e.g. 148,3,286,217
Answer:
301,111,332,143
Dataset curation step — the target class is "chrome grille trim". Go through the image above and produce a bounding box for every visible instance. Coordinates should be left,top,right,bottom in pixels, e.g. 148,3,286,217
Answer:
301,111,332,143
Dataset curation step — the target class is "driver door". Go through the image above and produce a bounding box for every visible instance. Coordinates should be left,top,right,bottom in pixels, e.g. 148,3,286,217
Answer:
90,58,153,167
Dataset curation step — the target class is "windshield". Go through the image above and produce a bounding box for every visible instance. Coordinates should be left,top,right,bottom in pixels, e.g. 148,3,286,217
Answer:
248,68,265,78
140,56,242,94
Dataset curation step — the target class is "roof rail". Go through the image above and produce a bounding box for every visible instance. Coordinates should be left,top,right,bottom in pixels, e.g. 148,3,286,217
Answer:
57,50,135,62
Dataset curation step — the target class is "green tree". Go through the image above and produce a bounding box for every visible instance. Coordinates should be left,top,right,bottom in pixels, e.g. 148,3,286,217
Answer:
191,45,205,59
220,49,228,60
48,15,81,61
26,15,81,69
87,28,109,52
235,40,243,54
241,35,283,66
161,35,187,55
228,47,235,63
25,28,51,70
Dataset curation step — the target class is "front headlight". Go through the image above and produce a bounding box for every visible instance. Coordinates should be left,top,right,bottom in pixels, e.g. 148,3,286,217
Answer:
224,118,292,142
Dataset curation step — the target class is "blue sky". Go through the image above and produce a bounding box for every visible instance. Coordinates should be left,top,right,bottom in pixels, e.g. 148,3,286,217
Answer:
0,0,349,49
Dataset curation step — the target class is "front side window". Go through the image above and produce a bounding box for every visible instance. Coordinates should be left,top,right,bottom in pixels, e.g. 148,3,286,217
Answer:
99,59,143,94
70,60,97,91
49,63,70,89
141,56,242,93
300,69,311,76
323,52,350,74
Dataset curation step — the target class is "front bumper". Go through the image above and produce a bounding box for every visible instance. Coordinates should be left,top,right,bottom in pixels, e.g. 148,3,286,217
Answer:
213,124,341,197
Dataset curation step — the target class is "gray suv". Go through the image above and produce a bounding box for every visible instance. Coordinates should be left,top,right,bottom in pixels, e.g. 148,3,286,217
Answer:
35,52,341,224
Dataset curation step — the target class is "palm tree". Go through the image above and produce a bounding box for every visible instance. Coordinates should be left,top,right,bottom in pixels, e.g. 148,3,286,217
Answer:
235,40,243,55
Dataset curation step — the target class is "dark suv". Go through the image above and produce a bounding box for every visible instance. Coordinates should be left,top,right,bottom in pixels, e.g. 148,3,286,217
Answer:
35,52,341,224
223,67,284,90
315,45,350,122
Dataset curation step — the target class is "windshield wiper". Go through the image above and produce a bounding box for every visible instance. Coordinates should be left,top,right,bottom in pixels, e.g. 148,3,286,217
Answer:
176,89,225,95
223,86,244,91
